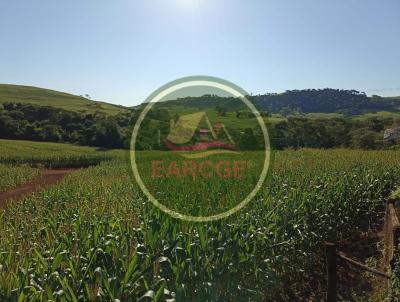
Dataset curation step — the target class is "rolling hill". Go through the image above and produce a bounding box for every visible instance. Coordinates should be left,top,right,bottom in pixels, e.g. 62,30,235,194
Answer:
0,84,128,115
2,84,400,121
156,89,400,116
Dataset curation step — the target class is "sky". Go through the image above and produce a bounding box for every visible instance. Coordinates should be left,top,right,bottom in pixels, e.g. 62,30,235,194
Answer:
0,0,399,106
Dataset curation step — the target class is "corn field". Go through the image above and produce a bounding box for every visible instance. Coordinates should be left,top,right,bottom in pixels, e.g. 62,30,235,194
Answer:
0,164,39,193
0,149,400,300
0,140,122,168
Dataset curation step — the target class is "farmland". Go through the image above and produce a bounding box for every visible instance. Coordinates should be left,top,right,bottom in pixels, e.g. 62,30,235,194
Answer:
0,147,400,300
2,0,400,300
0,139,123,168
0,164,39,193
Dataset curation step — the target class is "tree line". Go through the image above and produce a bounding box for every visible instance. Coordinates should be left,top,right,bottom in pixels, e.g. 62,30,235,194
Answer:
0,102,398,150
0,102,131,148
157,89,400,116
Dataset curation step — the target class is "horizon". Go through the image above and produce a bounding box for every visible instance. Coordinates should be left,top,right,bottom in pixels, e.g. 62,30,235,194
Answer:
1,0,400,106
1,82,399,108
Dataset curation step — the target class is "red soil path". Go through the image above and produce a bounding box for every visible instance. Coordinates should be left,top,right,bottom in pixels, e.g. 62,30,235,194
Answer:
0,169,76,209
163,138,236,151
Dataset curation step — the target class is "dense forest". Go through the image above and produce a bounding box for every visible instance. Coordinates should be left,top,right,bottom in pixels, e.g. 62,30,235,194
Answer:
0,102,131,148
253,89,400,115
270,116,394,149
158,89,400,115
1,100,398,150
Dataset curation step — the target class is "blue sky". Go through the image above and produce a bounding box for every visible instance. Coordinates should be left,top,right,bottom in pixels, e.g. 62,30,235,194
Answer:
1,0,399,106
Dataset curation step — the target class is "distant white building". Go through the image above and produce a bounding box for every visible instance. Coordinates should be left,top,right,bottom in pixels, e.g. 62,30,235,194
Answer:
384,127,400,141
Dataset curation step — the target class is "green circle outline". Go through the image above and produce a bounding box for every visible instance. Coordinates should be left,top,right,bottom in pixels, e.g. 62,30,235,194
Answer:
130,76,271,222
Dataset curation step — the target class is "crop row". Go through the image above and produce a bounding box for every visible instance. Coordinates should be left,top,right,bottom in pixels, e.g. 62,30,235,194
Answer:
0,139,124,168
0,149,399,300
0,164,40,193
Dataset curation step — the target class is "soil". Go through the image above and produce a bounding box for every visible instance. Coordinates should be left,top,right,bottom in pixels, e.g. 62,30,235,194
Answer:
336,227,385,301
332,213,391,301
299,216,389,301
0,169,77,209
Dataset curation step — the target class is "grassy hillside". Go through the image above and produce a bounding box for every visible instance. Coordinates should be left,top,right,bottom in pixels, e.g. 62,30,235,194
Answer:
0,84,127,115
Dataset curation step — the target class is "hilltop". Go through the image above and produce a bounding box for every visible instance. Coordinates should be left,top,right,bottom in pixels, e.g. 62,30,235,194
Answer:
157,89,400,117
0,84,128,115
253,89,400,115
2,85,399,118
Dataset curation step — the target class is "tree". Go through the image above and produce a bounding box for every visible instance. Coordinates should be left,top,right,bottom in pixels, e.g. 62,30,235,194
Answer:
216,105,228,116
351,129,380,150
239,128,259,150
104,121,122,148
40,125,62,142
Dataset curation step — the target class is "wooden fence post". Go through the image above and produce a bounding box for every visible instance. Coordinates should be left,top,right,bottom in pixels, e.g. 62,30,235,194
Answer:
325,242,337,302
387,199,400,269
391,221,400,269
383,200,390,268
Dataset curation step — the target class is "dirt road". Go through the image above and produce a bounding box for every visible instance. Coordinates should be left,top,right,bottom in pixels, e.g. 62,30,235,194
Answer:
0,169,76,209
